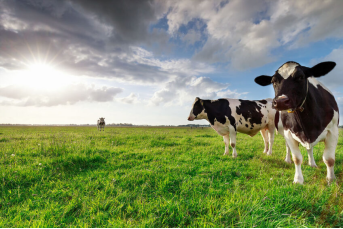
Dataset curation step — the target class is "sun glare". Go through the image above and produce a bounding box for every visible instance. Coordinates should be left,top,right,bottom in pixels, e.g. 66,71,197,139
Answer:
16,62,74,90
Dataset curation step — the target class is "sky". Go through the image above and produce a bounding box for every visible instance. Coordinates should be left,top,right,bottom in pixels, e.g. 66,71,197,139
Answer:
0,0,342,125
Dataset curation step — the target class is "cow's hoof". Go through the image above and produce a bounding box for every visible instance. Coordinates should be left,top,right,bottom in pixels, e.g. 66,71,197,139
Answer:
293,177,304,185
266,151,272,156
223,151,229,156
232,154,237,158
326,176,336,184
309,164,318,168
284,158,292,164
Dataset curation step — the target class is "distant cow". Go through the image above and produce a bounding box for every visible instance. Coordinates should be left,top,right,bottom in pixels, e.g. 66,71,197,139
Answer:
188,97,287,158
97,117,105,131
254,61,339,184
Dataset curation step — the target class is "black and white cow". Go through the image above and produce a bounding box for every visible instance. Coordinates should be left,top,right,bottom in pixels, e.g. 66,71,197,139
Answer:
97,117,105,131
254,61,339,184
188,97,287,158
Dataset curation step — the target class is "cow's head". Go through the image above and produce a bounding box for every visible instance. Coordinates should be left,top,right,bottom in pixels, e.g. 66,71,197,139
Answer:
188,97,206,121
99,117,105,121
254,61,336,112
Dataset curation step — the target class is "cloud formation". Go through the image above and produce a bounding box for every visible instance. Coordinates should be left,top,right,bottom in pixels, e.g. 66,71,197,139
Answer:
165,0,343,69
150,75,247,106
0,84,123,106
0,0,343,112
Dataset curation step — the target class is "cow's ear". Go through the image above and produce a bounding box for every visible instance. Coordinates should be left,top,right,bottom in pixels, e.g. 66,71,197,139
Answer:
254,75,272,86
310,61,336,78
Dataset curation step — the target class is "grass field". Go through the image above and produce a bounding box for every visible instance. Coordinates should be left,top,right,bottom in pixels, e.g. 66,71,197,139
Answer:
0,126,342,227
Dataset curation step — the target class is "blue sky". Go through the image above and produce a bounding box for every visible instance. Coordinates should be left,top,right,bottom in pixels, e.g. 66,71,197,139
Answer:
0,0,342,125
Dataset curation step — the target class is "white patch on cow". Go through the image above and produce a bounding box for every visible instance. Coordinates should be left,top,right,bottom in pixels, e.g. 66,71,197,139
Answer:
196,109,207,120
211,99,219,103
308,77,333,95
278,94,288,99
211,118,230,136
286,129,310,149
277,62,299,79
312,110,339,145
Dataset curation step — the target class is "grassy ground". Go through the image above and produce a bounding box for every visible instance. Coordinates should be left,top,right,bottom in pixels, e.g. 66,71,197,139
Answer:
0,126,342,227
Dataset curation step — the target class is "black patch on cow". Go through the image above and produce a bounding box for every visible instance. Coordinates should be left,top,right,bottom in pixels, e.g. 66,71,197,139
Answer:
258,100,268,104
236,100,264,128
274,111,280,131
239,120,242,124
245,124,248,128
281,84,338,143
202,99,236,130
192,99,204,117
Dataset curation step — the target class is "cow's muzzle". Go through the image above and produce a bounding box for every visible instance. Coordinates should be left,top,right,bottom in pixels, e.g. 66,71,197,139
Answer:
272,95,290,110
188,114,196,121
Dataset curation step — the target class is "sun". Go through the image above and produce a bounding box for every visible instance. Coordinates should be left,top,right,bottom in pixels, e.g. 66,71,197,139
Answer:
16,61,74,90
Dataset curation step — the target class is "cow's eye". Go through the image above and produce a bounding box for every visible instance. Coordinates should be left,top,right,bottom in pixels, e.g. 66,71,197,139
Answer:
271,77,276,84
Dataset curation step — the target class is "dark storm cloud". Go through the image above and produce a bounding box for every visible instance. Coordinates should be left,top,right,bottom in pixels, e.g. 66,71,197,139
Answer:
0,0,173,83
70,0,165,44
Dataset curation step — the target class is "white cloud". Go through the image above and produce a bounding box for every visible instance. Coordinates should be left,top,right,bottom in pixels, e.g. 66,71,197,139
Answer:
0,83,123,106
119,93,139,104
150,75,248,106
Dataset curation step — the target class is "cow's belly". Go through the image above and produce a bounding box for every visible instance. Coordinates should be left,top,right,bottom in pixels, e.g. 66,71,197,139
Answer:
210,122,230,136
235,114,268,137
236,124,266,136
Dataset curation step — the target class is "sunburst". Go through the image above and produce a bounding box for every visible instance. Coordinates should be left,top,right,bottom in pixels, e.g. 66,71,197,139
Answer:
4,38,77,90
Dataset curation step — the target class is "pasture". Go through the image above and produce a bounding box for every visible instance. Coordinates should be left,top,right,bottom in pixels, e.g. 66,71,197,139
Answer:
0,126,342,227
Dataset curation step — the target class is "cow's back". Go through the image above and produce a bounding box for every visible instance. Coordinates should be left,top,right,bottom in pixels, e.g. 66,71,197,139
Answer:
228,99,272,136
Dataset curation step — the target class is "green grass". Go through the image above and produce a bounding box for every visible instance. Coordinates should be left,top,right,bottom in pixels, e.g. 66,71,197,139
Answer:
0,126,342,227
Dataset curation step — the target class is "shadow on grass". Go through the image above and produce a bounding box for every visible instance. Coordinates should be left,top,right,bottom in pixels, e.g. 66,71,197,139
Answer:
259,157,293,169
49,155,106,175
4,155,106,190
0,138,9,142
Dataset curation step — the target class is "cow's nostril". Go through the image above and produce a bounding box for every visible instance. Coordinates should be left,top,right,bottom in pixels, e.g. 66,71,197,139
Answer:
273,100,277,107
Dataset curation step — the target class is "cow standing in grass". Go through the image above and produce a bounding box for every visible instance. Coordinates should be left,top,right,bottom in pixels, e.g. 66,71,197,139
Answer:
97,117,105,131
254,61,339,184
188,97,288,158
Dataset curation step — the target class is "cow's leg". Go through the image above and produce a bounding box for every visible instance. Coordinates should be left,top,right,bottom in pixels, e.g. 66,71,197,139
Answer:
266,126,275,155
286,136,304,184
284,143,292,164
307,147,317,168
223,135,230,155
229,128,237,158
260,129,269,154
323,128,338,183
